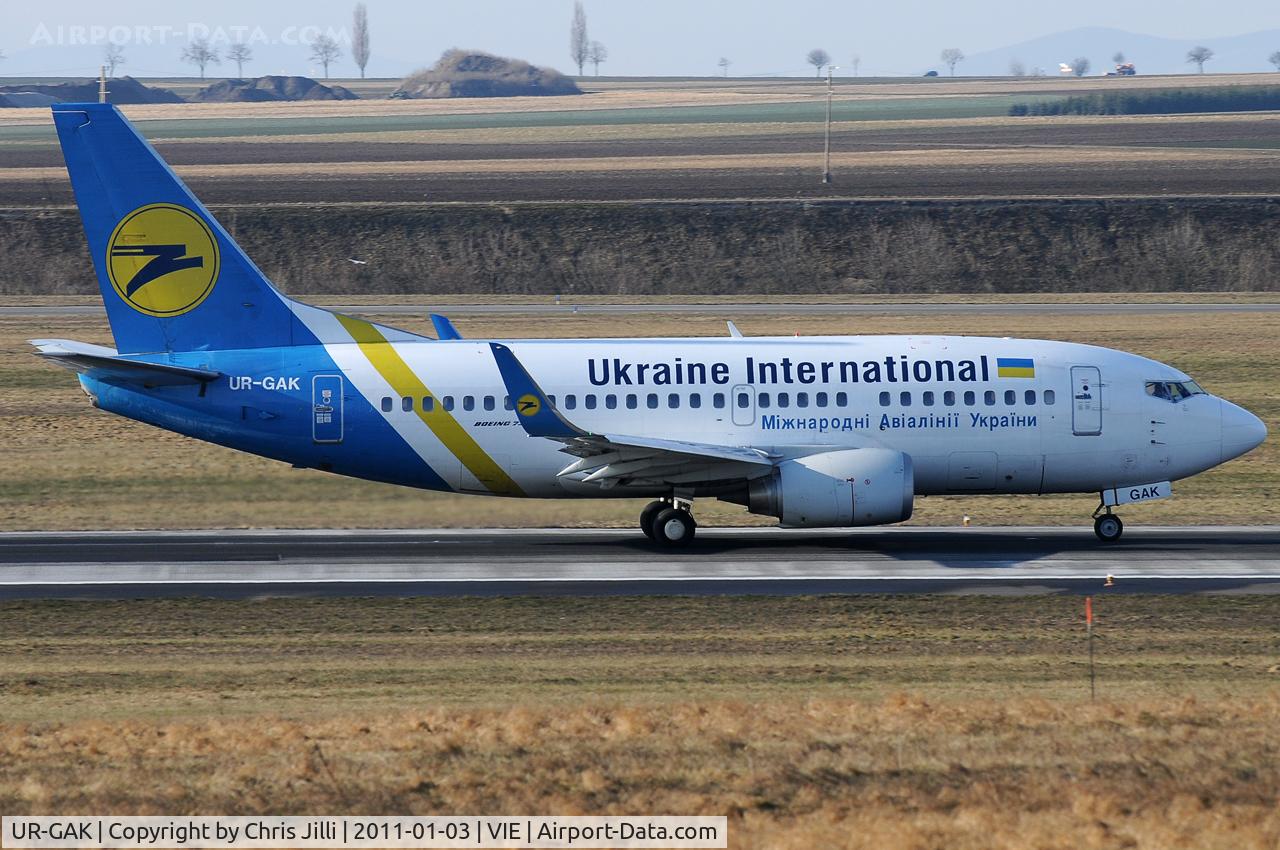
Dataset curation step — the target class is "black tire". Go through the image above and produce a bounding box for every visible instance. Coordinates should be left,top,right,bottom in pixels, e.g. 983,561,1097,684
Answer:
639,500,667,541
1094,514,1124,543
653,508,697,547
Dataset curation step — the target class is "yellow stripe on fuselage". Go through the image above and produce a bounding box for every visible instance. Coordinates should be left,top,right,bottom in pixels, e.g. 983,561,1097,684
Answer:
997,367,1036,379
336,315,524,496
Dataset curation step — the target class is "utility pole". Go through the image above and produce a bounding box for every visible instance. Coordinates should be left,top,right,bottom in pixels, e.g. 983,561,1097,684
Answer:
822,65,836,184
98,66,108,103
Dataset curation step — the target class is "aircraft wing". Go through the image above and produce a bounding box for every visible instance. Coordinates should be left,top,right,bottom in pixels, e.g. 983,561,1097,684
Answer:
489,342,773,489
30,339,221,387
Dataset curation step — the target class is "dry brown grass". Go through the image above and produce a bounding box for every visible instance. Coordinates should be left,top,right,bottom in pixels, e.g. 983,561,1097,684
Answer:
1,595,1278,847
2,308,1276,530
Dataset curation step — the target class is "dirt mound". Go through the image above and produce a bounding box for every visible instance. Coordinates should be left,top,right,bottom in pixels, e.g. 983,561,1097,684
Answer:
392,50,581,99
192,76,358,103
0,76,182,105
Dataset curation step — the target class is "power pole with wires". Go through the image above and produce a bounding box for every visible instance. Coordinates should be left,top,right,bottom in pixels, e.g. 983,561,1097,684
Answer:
98,66,108,103
822,65,836,184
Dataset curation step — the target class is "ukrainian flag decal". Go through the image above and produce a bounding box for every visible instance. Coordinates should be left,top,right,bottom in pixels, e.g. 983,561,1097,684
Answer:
997,357,1035,379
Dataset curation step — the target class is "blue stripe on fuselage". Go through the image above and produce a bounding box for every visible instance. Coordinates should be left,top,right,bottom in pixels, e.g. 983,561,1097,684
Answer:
81,343,453,493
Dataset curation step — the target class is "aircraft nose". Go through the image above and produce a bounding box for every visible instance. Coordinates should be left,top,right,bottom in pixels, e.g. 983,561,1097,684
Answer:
1221,399,1267,463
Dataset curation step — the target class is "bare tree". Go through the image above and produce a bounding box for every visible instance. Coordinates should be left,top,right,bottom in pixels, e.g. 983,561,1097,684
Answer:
1009,58,1026,77
103,43,125,77
227,42,252,79
570,1,589,76
850,54,861,77
181,38,220,80
940,48,964,76
352,3,371,79
717,57,731,77
806,48,831,77
588,41,608,76
1270,50,1280,71
1069,56,1091,77
310,34,341,79
1112,51,1126,65
1187,45,1214,73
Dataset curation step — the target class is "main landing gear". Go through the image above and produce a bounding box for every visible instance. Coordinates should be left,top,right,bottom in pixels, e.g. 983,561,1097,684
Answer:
1092,504,1124,543
640,498,697,547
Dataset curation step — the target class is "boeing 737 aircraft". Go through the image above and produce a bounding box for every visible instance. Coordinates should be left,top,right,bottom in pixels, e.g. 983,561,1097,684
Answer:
34,104,1266,545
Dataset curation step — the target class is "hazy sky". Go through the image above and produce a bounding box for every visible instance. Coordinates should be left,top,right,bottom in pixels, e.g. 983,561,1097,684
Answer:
6,0,1280,77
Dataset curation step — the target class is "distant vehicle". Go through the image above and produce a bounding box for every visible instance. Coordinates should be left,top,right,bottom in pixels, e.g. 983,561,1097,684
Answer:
923,70,939,77
1106,62,1137,76
36,104,1267,546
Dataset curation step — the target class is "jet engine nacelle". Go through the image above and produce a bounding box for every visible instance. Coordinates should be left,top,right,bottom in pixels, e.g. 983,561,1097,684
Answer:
748,448,914,528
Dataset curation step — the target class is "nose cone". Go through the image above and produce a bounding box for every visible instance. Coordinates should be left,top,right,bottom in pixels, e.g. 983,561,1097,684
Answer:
1221,399,1267,463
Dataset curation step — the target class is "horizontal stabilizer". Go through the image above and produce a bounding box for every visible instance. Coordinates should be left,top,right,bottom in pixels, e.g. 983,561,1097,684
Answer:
30,339,220,386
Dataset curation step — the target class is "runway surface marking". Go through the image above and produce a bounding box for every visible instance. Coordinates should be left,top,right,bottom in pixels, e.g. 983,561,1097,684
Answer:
2,527,1278,597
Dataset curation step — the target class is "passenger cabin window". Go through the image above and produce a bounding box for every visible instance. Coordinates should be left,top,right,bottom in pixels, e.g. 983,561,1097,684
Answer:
443,396,455,411
626,394,638,410
778,392,790,408
690,393,702,409
585,394,597,410
797,392,809,408
736,392,749,409
923,391,935,407
463,396,475,411
759,392,771,409
563,394,576,410
879,391,891,407
836,392,848,406
606,394,618,410
714,393,726,409
422,396,435,412
1004,390,1016,405
984,390,996,406
816,392,829,408
900,391,911,407
484,395,496,411
647,393,659,410
503,396,513,411
381,396,393,412
944,390,956,407
668,393,680,409
1024,390,1036,405
1044,389,1056,405
964,391,976,406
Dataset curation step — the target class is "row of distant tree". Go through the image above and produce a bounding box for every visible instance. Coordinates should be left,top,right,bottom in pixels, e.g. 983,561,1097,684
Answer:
802,46,1280,78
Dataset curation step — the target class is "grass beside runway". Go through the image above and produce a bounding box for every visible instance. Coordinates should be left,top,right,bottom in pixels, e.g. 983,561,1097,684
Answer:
0,594,1277,846
0,308,1276,530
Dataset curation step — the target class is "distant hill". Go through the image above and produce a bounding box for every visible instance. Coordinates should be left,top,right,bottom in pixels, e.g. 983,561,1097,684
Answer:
965,26,1280,76
191,76,358,103
392,50,581,99
0,76,181,106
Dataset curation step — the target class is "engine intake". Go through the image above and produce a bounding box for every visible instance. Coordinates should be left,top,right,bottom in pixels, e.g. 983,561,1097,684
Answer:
748,448,914,528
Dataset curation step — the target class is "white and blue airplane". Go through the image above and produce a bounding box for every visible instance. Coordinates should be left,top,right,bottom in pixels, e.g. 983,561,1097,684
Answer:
34,104,1266,545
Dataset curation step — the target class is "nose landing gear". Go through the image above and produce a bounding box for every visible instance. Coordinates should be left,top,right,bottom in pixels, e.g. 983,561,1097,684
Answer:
1092,506,1124,543
639,497,697,546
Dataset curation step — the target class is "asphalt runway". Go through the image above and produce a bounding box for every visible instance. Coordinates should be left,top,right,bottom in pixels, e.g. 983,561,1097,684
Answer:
2,527,1279,599
5,302,1280,319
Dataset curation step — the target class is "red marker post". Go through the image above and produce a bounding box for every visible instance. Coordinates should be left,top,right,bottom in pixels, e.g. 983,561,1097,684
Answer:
1085,596,1095,701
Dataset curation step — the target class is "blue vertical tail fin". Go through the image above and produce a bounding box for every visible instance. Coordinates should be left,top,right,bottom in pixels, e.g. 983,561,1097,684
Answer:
52,103,299,354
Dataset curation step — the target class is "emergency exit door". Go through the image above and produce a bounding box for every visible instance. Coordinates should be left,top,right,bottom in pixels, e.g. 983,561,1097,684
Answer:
312,375,344,443
1071,366,1101,436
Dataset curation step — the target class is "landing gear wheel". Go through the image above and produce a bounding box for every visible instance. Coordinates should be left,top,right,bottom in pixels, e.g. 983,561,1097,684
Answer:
1094,514,1124,543
639,500,667,541
653,508,697,547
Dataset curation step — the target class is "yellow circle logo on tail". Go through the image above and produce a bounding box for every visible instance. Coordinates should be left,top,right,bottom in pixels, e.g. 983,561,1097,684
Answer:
516,394,542,418
106,203,220,317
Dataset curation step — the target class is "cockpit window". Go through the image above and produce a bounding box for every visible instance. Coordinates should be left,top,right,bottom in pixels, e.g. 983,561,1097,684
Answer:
1146,380,1206,402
